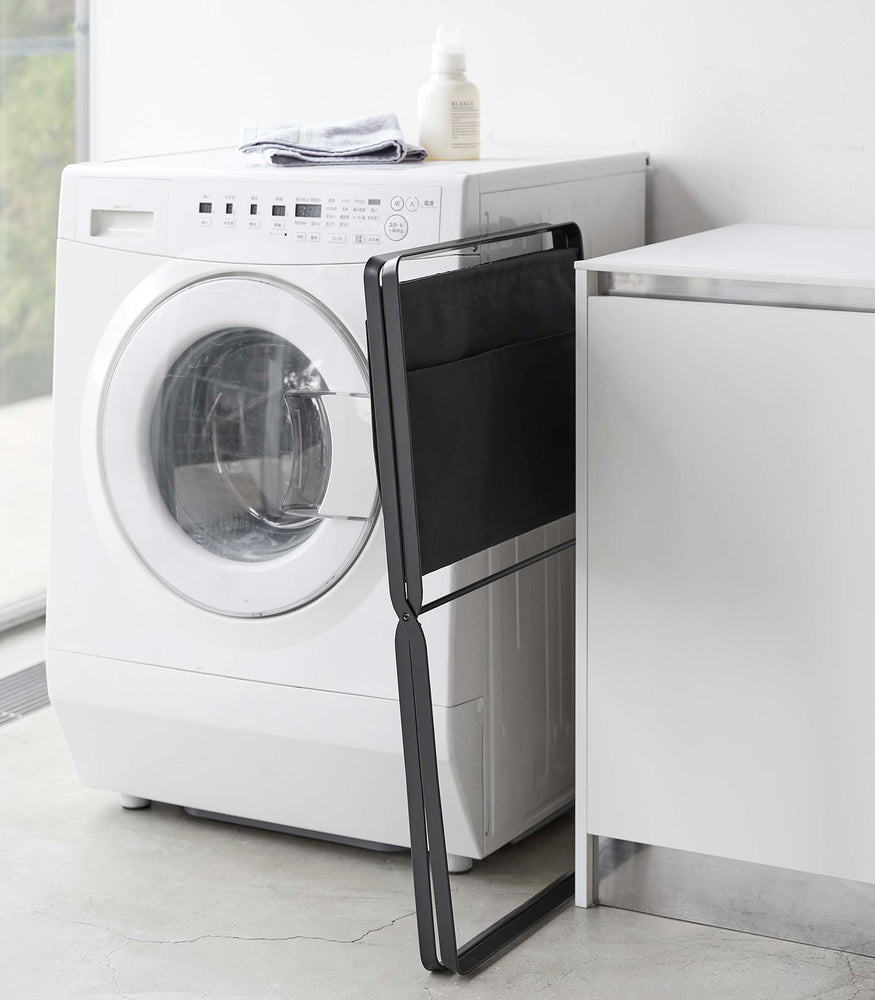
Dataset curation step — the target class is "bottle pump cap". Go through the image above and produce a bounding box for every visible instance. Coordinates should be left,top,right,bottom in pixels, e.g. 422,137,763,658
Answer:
431,25,466,73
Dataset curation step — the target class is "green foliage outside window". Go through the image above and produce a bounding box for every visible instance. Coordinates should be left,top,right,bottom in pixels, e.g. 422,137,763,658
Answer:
2,0,71,35
0,0,75,405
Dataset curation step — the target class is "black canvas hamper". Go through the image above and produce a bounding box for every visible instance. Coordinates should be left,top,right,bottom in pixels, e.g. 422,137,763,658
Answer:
364,222,582,975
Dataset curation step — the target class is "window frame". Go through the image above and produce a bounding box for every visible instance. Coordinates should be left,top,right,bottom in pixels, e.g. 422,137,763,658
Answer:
0,0,88,634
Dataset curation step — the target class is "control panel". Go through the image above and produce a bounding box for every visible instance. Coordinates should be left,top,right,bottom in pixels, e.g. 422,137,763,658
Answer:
168,178,443,263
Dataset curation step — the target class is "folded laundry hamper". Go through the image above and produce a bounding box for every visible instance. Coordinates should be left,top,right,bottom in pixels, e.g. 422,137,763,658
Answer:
364,222,581,974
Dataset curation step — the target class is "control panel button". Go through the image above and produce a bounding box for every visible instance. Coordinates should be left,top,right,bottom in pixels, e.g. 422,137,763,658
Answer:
270,219,286,231
405,196,419,212
384,215,408,241
308,233,321,243
390,195,404,211
198,217,212,228
294,232,307,243
352,234,366,245
366,235,381,245
247,219,260,229
328,233,348,244
222,218,237,229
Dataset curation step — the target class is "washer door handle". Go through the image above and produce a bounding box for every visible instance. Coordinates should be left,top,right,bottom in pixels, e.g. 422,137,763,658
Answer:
281,391,377,520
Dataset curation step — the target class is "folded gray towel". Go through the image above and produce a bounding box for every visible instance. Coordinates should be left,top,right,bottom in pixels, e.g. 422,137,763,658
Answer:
240,113,427,165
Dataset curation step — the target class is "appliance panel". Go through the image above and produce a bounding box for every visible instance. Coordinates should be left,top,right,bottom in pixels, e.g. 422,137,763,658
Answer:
168,178,443,263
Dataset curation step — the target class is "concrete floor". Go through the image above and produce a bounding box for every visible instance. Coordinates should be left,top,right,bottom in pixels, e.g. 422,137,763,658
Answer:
4,708,875,1000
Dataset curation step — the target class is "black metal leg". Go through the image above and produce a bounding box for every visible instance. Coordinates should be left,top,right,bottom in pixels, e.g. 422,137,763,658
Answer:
394,623,444,972
455,871,576,974
403,617,459,970
396,613,575,976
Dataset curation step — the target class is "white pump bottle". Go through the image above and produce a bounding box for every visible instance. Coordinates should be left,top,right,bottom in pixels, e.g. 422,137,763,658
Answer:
417,26,480,161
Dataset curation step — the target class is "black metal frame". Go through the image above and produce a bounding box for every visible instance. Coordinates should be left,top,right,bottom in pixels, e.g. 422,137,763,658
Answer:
364,222,583,975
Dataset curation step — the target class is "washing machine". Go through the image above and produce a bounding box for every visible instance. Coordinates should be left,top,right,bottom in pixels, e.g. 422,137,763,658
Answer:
47,147,646,868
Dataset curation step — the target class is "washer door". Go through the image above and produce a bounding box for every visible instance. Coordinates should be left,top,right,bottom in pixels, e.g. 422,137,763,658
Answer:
102,276,377,617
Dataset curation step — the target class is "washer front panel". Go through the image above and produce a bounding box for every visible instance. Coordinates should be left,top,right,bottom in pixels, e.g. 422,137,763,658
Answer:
102,275,376,617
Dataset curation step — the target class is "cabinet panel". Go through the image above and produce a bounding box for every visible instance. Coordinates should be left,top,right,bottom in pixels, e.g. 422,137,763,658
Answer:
587,294,875,884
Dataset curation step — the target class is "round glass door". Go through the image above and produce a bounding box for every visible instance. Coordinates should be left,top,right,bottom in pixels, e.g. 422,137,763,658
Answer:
102,276,377,617
151,328,331,562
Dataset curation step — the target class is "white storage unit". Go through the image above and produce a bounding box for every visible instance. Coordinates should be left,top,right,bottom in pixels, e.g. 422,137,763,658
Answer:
576,224,875,920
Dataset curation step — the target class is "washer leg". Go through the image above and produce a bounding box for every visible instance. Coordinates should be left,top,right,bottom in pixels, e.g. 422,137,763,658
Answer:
120,794,151,810
447,854,473,874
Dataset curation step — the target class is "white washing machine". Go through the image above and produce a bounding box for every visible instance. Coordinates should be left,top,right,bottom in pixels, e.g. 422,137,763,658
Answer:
48,147,646,868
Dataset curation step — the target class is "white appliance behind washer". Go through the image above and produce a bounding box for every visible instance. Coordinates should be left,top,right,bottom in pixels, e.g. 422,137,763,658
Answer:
48,148,646,867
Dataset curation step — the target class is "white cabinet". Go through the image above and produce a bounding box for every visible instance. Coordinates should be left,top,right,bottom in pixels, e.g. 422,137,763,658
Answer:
577,224,875,909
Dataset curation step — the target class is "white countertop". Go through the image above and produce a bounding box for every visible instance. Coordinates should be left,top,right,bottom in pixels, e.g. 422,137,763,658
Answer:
577,223,875,288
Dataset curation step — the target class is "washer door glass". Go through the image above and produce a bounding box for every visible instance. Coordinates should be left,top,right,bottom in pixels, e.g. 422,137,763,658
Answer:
102,276,377,618
151,328,331,562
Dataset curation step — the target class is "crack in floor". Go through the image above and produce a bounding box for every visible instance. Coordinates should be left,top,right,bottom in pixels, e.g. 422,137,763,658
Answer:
33,907,416,947
842,953,866,1000
101,939,132,1000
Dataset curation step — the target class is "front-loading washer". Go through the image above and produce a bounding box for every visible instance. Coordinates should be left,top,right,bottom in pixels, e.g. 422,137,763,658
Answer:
48,147,646,868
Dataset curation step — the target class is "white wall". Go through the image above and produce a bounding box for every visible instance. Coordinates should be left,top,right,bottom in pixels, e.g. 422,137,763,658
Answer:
92,0,875,242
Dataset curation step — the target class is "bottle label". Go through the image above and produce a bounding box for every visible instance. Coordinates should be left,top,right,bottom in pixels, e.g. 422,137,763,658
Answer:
450,100,480,150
